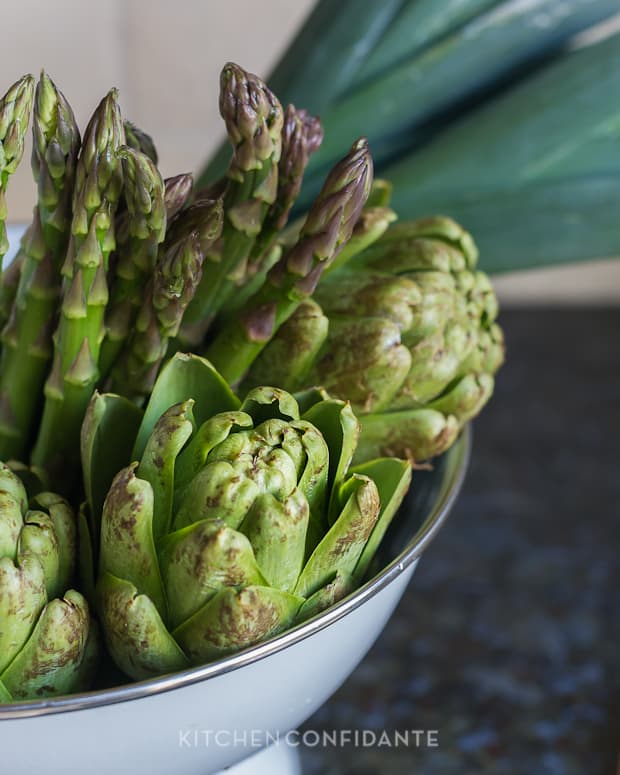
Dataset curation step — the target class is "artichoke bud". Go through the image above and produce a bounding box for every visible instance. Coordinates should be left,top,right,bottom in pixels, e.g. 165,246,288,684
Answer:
91,354,409,679
242,213,505,463
1,590,91,701
0,463,97,701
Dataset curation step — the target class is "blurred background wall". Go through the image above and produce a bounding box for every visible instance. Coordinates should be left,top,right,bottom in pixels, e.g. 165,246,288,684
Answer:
1,0,618,303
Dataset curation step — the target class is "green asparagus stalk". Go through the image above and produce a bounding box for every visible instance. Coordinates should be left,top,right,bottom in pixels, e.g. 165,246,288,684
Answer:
216,105,322,317
180,63,283,343
31,89,124,481
108,223,219,400
249,105,323,259
240,203,396,315
196,0,402,188
0,74,80,460
204,137,373,384
0,251,24,326
98,146,166,379
0,74,35,274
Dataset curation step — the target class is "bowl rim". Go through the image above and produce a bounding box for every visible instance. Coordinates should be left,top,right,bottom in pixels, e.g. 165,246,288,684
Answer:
0,428,470,719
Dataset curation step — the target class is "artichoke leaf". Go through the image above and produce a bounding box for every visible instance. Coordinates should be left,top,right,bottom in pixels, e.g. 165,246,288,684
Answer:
312,317,412,414
428,372,494,425
137,401,194,540
240,386,300,426
174,411,253,493
0,590,90,700
6,461,49,497
294,474,380,599
0,490,23,559
173,460,260,532
359,217,477,271
302,399,360,525
0,678,11,702
31,492,76,596
355,408,459,465
240,490,309,592
295,569,354,623
80,391,143,529
133,353,239,460
77,501,96,605
290,420,329,527
72,616,101,691
173,585,302,663
293,386,330,415
99,465,165,615
97,572,188,681
0,554,46,674
239,300,329,394
350,457,412,582
159,520,267,630
0,461,28,514
18,511,61,600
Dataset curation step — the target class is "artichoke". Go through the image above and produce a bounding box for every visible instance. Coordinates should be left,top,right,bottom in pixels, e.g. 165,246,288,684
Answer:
0,463,98,702
241,216,505,463
81,353,410,680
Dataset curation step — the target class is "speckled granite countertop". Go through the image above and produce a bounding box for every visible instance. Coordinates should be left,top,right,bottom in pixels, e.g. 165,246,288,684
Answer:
299,308,620,775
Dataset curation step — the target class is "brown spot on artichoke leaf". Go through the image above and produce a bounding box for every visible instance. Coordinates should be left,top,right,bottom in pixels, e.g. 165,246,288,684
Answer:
201,591,280,650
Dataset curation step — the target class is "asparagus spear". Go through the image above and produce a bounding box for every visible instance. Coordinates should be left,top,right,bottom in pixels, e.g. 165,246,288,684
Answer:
163,190,223,254
204,138,373,384
31,90,124,480
179,63,283,343
0,75,35,276
108,199,222,399
124,120,158,164
0,251,24,326
162,173,193,221
249,105,323,260
216,105,322,317
0,74,80,460
98,146,166,379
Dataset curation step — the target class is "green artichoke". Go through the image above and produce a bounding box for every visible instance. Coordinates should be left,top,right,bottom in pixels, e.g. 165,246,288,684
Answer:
242,216,504,463
81,353,410,680
0,462,98,702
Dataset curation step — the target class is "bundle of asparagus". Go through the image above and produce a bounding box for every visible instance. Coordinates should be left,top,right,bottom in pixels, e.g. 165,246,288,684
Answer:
0,77,209,489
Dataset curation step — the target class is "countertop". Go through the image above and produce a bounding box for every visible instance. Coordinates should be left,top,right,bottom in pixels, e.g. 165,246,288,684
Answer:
299,308,619,775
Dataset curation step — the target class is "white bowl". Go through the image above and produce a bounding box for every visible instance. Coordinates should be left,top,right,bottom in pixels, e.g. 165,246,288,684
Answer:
0,429,469,774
